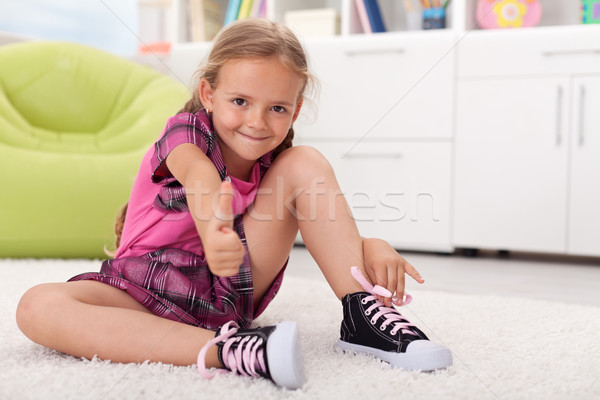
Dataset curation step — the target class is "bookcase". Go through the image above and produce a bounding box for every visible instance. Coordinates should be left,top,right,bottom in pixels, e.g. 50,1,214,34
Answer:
166,0,597,43
164,0,600,256
169,0,460,44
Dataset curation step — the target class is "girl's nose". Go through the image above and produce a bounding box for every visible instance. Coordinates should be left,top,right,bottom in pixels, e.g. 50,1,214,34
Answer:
246,108,266,129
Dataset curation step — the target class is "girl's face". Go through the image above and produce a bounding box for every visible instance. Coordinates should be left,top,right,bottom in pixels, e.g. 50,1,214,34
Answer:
199,57,304,172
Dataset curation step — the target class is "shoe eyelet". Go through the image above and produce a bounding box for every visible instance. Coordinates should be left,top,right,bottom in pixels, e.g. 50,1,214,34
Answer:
361,299,368,305
370,318,377,324
365,310,371,316
380,325,386,331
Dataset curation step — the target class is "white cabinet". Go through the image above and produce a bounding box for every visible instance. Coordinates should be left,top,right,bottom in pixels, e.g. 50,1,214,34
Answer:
298,140,453,252
302,32,454,140
568,76,600,256
456,25,600,78
293,31,455,252
454,27,600,256
454,77,570,253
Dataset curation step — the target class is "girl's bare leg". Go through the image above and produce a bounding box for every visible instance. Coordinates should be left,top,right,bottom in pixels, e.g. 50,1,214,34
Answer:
16,280,220,366
244,146,367,305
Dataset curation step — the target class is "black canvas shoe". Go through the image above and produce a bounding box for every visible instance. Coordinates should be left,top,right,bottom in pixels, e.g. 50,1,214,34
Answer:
338,267,452,371
198,321,305,389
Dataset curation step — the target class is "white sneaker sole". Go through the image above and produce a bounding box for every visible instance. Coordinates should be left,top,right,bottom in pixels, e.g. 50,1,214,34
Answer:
338,339,453,372
266,321,306,389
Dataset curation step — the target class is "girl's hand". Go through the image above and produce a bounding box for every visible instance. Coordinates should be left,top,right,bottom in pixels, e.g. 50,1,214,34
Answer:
203,181,245,277
362,238,424,307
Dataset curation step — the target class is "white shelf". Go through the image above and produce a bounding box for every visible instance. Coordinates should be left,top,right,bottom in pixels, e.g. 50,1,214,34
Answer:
169,0,461,45
164,0,595,46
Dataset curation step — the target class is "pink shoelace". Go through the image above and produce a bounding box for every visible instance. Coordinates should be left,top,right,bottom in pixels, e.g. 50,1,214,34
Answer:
351,266,417,336
197,321,267,379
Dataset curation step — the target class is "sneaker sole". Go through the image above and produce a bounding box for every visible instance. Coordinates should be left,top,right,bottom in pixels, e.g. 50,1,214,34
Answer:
266,321,306,389
337,339,453,372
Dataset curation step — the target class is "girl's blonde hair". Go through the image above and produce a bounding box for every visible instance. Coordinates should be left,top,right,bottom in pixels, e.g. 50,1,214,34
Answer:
108,18,315,257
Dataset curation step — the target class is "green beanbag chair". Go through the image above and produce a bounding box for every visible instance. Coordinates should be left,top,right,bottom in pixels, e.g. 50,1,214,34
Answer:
0,41,189,258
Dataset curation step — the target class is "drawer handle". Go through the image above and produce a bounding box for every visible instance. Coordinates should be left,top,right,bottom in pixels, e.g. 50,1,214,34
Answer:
343,152,403,159
579,86,586,147
344,48,405,57
542,49,600,57
555,86,563,146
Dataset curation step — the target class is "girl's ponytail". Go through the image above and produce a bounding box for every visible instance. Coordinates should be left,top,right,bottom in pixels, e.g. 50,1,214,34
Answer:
178,89,204,115
105,203,128,258
273,127,295,158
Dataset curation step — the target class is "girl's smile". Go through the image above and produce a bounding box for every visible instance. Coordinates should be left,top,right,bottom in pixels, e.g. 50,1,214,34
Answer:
199,57,304,180
236,131,268,142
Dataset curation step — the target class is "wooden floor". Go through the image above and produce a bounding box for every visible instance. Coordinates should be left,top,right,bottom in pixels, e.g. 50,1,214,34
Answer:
285,245,600,307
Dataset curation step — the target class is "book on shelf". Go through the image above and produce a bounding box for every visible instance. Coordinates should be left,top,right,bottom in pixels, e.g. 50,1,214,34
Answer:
354,0,372,33
224,0,242,25
284,8,340,37
237,0,253,19
250,0,267,18
189,0,223,42
363,0,386,33
224,0,267,25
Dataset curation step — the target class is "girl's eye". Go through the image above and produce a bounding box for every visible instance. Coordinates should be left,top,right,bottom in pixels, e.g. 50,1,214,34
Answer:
233,98,247,106
272,105,286,113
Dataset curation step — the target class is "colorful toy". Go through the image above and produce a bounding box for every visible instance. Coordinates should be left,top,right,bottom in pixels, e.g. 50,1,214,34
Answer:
582,0,600,24
476,0,542,29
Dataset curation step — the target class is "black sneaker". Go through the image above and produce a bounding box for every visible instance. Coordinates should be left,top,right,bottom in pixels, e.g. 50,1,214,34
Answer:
198,321,305,389
338,267,453,371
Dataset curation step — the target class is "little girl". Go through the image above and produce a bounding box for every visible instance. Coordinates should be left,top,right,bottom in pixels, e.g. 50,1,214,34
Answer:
16,19,452,389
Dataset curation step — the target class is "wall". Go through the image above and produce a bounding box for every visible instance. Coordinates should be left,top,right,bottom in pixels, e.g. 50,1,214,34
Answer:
0,0,138,56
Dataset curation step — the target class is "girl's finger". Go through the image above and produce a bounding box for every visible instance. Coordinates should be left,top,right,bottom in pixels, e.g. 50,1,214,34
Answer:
394,270,406,306
404,260,425,283
365,263,388,305
372,264,388,294
364,263,386,291
364,262,377,288
214,180,235,230
386,264,397,307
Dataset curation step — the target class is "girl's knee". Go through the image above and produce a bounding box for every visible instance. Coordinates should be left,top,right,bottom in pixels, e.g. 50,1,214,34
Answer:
275,145,333,178
16,283,67,338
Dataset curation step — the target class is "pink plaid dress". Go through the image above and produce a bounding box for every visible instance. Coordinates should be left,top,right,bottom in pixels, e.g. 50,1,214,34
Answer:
69,110,285,331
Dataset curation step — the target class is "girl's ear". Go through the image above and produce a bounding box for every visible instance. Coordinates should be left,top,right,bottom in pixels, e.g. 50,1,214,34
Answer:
198,78,214,111
292,98,304,124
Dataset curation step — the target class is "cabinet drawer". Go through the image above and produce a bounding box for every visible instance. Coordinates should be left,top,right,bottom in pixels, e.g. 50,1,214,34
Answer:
299,139,453,252
298,32,455,140
458,25,600,78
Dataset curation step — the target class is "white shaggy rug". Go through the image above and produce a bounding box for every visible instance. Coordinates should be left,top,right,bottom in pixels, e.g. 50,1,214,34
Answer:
2,259,599,400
